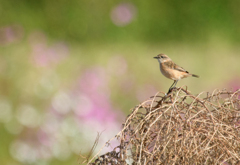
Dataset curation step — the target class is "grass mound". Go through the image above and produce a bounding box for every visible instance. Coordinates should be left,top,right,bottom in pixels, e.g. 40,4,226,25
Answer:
86,87,240,165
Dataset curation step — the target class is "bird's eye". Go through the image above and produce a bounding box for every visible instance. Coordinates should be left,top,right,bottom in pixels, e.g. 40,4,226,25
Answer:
161,56,164,58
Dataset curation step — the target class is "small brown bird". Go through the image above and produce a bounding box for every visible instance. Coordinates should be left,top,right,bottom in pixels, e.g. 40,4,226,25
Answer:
154,53,199,93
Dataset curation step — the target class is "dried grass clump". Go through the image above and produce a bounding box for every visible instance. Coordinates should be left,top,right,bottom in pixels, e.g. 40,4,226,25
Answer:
86,87,240,165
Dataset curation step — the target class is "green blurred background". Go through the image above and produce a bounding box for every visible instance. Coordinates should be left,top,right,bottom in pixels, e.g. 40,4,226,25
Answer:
0,1,240,164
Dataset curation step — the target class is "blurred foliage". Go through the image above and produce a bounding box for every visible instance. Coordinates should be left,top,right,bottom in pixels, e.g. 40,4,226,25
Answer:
1,0,240,43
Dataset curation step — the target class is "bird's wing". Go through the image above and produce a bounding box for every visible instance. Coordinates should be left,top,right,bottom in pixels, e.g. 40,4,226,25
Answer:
173,63,189,73
164,61,189,73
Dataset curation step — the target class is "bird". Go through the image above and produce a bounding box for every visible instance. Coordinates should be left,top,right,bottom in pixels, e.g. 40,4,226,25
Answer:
154,53,199,94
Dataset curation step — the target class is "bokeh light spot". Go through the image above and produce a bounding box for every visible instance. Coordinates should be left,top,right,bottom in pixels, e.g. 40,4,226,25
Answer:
0,25,24,45
72,95,93,116
52,91,72,115
111,3,137,27
16,105,41,128
10,141,38,164
52,139,71,160
34,72,60,99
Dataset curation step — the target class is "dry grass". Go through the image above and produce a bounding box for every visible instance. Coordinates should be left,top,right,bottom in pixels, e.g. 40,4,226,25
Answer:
84,87,240,165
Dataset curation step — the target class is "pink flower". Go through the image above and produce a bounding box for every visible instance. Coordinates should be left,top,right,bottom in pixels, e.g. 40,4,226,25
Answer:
111,3,137,27
0,25,23,45
29,32,69,67
73,67,124,124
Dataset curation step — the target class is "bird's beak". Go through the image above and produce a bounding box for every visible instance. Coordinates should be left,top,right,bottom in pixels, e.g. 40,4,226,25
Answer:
153,56,158,59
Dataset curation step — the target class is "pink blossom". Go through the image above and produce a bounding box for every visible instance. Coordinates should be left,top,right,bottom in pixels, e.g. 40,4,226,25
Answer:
111,3,137,27
0,25,23,45
29,32,69,67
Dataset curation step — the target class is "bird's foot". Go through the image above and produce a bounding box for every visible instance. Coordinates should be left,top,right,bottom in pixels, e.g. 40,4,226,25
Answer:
167,88,173,94
167,87,177,94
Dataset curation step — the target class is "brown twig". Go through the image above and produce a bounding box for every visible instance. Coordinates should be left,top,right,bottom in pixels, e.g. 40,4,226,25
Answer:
85,87,240,165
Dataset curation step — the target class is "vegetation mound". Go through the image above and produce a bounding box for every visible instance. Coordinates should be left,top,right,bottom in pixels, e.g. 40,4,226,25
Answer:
86,87,240,165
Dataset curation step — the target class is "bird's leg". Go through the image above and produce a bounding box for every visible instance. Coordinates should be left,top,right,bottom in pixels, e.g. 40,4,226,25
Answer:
169,80,176,89
173,80,178,88
167,80,176,94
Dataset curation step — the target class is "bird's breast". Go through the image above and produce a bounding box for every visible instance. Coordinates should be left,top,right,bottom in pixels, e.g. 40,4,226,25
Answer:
160,64,172,79
160,63,187,80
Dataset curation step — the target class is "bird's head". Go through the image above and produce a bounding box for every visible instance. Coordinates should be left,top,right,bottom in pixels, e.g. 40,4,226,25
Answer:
153,53,171,63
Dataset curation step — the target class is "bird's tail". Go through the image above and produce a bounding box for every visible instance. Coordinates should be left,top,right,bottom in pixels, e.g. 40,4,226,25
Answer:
191,74,199,78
